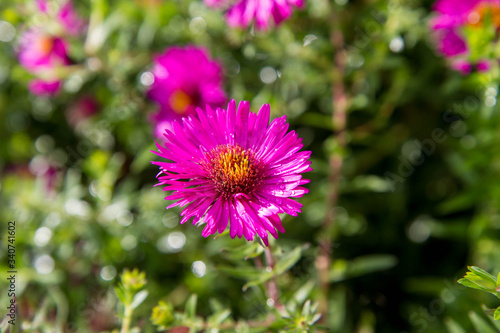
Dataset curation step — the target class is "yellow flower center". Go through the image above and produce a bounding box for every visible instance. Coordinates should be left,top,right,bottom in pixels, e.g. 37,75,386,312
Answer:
203,145,263,198
468,4,500,28
169,90,193,115
37,36,55,56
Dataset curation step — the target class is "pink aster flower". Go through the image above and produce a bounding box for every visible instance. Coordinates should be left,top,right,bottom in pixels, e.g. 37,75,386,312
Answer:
18,29,71,72
18,28,71,95
147,46,226,138
152,100,312,245
431,0,500,72
204,0,304,30
36,0,86,35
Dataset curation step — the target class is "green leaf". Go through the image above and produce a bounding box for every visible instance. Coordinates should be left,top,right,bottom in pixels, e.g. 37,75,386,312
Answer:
495,307,500,321
130,290,148,310
274,245,304,276
241,246,305,290
469,311,500,333
292,279,316,305
214,229,230,239
470,266,498,283
310,313,322,325
458,266,498,294
207,309,231,326
114,286,126,304
457,278,492,292
241,272,274,291
222,242,264,261
444,317,468,333
330,254,398,282
301,299,311,317
208,298,225,313
217,265,262,281
185,294,198,320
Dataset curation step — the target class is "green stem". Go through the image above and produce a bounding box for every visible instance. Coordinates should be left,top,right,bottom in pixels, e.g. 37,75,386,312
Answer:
120,305,133,333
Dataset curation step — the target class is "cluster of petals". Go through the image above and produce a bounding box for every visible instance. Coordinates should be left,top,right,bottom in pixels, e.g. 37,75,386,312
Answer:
431,0,497,74
147,46,226,138
204,0,304,30
18,0,85,96
36,0,86,36
152,100,311,245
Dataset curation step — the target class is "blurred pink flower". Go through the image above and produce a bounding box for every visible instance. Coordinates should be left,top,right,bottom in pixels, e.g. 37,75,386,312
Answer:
66,96,100,127
29,79,62,96
431,0,500,72
204,0,304,30
147,46,226,138
477,59,491,71
36,0,86,35
18,29,71,72
18,29,71,95
28,156,63,197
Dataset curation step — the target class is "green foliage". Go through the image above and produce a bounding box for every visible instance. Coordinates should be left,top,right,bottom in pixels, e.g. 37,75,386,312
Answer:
457,266,500,322
458,266,499,297
115,269,149,332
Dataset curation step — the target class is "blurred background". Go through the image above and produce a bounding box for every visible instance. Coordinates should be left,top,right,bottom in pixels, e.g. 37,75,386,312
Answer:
1,0,500,332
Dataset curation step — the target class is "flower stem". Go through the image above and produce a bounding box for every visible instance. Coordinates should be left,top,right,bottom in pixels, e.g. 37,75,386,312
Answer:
120,305,133,333
264,246,284,313
316,4,349,322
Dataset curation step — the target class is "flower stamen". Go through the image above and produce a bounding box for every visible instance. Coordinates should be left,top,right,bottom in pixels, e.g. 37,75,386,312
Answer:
169,90,193,114
203,144,263,199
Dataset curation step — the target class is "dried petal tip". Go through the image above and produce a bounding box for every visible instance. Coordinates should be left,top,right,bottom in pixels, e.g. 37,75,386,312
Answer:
152,100,312,245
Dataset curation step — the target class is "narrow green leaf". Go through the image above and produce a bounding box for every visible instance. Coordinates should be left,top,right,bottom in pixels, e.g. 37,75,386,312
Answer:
114,286,126,304
494,307,500,321
214,230,230,239
301,300,311,317
208,309,231,326
208,298,225,313
241,272,274,291
185,294,198,320
130,290,148,310
469,311,499,333
330,254,398,282
310,313,322,325
274,245,303,276
293,279,316,305
444,317,467,333
223,242,264,261
217,265,262,281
